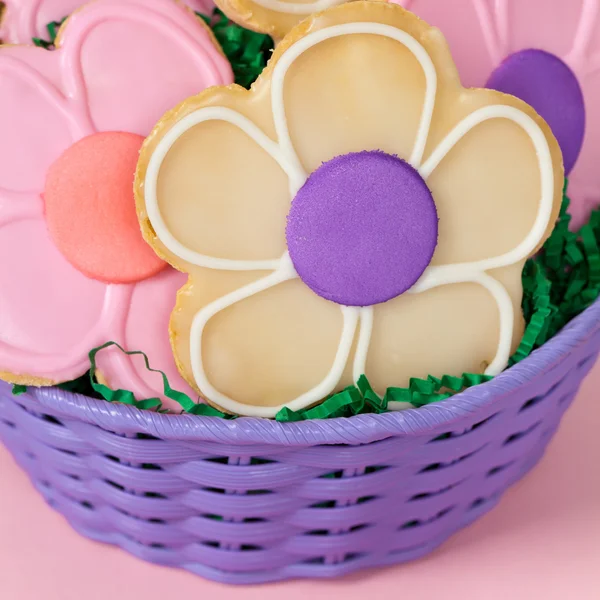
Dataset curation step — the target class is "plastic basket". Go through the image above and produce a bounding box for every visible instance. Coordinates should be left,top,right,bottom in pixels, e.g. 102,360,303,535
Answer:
1,298,599,584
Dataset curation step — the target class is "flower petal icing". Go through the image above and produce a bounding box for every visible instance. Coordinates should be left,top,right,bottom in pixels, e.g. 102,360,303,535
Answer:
95,269,198,411
0,0,216,44
144,104,290,270
274,18,436,174
0,47,74,193
364,273,523,393
58,0,231,135
0,0,233,397
423,94,562,266
191,272,354,417
0,215,111,384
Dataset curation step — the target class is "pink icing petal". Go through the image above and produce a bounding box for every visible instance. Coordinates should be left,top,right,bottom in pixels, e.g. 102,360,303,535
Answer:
0,0,215,44
1,0,80,43
396,0,499,88
0,41,113,383
504,0,585,58
0,211,112,382
59,0,232,135
95,269,199,412
0,46,74,193
0,0,232,392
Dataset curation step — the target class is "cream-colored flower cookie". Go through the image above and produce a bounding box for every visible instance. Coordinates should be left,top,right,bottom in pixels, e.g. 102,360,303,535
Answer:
215,0,378,39
136,2,563,417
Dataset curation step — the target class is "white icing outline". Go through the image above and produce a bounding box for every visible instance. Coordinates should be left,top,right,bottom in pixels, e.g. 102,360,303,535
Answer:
353,307,373,383
145,106,302,271
145,22,554,416
418,105,554,273
249,0,345,16
409,268,515,375
270,22,438,174
189,254,360,418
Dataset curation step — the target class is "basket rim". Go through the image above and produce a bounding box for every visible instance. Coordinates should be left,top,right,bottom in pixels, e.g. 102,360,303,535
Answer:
15,297,600,447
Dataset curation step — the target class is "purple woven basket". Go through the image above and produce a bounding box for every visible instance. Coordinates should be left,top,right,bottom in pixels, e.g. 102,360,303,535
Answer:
1,299,599,585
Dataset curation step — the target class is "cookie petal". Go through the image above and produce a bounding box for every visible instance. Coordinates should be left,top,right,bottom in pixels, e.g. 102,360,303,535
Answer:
421,93,563,268
0,46,74,193
95,268,199,412
0,212,110,383
181,269,355,417
59,0,232,135
363,268,524,393
1,0,216,44
275,9,438,173
398,0,499,87
140,104,291,270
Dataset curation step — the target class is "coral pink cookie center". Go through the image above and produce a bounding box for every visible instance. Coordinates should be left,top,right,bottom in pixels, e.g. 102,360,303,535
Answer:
44,132,165,284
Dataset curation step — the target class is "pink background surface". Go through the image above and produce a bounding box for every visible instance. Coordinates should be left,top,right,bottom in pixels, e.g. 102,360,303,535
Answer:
0,365,599,599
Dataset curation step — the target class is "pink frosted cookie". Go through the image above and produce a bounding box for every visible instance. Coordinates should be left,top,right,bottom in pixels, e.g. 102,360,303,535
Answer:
0,0,233,410
395,0,597,225
0,0,213,44
0,0,215,44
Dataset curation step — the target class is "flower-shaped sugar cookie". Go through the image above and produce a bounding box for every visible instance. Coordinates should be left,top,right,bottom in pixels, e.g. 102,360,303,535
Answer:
215,0,367,39
0,0,215,43
137,2,563,417
0,0,233,410
396,0,596,225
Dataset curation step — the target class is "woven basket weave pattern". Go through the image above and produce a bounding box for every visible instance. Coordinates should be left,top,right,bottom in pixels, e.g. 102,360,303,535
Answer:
1,299,599,584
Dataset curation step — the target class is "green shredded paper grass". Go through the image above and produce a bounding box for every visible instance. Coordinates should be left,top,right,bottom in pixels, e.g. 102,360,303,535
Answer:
21,16,600,421
198,10,274,88
32,19,64,49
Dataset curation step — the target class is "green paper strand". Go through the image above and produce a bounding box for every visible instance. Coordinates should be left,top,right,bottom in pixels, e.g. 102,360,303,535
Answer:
32,19,65,48
198,9,273,89
86,342,232,418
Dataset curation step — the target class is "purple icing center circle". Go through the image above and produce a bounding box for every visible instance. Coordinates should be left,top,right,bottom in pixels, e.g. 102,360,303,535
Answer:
486,48,585,175
286,151,438,307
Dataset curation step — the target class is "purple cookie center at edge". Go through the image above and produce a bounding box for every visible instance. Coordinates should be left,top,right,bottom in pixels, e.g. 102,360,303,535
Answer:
286,151,439,307
486,48,585,175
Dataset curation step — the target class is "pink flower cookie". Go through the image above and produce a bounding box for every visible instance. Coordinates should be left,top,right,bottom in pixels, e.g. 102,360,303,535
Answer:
136,2,563,417
0,0,233,410
0,0,215,44
395,0,597,225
